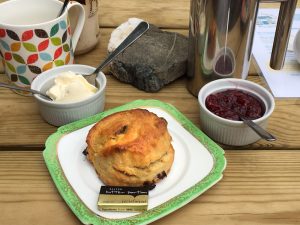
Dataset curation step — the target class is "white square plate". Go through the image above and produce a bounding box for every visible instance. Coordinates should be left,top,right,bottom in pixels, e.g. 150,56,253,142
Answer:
44,100,226,225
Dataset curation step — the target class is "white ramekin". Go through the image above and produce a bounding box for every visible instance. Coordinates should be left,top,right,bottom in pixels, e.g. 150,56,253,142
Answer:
31,64,106,126
198,78,275,146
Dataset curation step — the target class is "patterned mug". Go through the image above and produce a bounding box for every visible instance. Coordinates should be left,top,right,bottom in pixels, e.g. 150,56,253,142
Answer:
0,0,85,94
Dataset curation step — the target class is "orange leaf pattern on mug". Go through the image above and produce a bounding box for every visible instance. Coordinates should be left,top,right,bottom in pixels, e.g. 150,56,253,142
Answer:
11,42,21,52
65,52,70,64
42,62,53,72
22,30,34,41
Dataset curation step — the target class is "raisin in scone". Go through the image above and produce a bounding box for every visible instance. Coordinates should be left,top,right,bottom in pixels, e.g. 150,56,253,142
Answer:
86,108,174,186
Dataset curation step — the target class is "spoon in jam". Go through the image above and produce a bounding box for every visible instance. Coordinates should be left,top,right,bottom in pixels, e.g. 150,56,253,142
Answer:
205,89,276,142
237,114,276,142
0,82,52,101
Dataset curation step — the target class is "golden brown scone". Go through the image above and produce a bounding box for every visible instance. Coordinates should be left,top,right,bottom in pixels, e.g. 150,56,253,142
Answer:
86,108,174,187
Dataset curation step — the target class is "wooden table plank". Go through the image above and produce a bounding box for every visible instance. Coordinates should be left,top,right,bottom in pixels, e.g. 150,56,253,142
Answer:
1,73,300,150
99,1,300,29
0,151,81,225
0,150,299,225
0,1,299,225
0,0,299,29
1,28,299,149
100,0,190,29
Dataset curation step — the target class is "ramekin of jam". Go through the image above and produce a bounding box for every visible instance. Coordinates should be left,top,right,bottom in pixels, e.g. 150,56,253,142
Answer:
198,78,275,146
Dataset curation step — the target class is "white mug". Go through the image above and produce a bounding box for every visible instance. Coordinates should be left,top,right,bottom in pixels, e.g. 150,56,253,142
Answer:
0,0,85,93
71,0,100,55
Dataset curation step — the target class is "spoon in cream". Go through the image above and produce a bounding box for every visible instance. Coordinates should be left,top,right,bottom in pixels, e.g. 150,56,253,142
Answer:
0,82,52,101
83,21,149,86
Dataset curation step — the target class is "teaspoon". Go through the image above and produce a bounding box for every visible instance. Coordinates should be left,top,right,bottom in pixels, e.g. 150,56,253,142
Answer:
57,0,69,17
83,21,150,86
239,114,276,142
0,83,52,101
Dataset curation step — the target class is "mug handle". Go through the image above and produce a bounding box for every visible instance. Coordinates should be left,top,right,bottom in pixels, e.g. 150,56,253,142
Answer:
66,2,85,50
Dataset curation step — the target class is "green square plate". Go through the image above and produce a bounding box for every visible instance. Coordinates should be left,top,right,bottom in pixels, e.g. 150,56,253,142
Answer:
43,99,226,224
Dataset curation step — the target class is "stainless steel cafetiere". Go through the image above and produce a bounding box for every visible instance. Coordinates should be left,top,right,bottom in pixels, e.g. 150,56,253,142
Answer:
187,0,298,96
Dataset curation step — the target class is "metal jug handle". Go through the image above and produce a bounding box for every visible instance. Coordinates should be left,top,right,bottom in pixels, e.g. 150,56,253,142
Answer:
262,0,298,70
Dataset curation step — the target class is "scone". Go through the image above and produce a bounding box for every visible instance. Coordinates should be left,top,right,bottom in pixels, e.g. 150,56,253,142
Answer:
86,108,174,187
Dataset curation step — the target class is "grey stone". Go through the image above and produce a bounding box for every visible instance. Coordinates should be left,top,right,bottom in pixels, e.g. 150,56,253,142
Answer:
109,25,188,92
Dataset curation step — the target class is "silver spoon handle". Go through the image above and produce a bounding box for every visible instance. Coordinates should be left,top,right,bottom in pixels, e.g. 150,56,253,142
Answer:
242,119,276,142
0,82,51,100
57,0,69,17
94,21,149,74
0,82,37,94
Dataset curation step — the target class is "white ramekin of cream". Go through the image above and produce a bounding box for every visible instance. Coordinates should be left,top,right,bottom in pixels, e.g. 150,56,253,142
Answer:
31,64,106,126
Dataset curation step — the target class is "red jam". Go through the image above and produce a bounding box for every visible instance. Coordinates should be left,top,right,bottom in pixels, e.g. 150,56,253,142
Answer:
205,89,265,121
